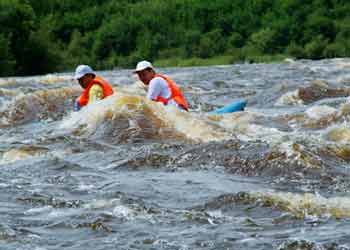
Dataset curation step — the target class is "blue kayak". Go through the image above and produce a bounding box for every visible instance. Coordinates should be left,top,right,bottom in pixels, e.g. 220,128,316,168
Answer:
208,99,247,114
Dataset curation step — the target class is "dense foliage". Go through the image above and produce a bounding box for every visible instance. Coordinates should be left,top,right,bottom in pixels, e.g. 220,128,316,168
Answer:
1,0,350,76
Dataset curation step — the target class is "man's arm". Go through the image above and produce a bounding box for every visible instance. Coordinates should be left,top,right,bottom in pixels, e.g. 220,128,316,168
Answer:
88,84,104,103
147,77,166,100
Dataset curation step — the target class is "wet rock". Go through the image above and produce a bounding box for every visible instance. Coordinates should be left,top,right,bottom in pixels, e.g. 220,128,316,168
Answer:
277,239,321,250
17,193,83,208
277,240,349,250
0,224,16,240
298,80,350,104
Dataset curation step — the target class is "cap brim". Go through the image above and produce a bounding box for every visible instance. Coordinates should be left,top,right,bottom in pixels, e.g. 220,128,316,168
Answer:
133,67,152,73
133,68,145,73
74,73,84,80
75,72,95,79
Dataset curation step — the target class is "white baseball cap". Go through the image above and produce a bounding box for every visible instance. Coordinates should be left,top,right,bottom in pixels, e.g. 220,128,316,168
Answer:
134,60,154,72
74,65,95,80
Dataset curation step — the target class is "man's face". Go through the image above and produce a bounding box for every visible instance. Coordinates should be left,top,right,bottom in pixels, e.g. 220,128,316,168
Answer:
78,74,92,88
136,69,153,85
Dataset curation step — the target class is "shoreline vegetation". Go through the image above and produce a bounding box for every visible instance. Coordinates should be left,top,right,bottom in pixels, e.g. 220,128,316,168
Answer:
1,0,350,77
154,54,288,68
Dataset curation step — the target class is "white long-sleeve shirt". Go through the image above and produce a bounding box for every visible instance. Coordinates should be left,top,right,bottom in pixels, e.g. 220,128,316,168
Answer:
147,76,178,106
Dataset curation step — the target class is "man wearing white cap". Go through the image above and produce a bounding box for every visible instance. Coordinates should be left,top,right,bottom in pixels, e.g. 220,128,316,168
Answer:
134,61,189,111
73,65,114,111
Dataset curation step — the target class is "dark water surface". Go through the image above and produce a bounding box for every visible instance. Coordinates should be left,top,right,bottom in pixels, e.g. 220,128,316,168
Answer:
1,59,350,249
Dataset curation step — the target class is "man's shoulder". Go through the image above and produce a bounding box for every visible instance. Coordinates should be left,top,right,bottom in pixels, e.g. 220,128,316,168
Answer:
93,76,111,85
90,84,103,91
151,76,167,86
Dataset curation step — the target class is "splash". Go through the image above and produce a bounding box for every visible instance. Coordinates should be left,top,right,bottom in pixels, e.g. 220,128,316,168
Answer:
305,105,337,120
252,191,350,219
212,191,350,219
59,90,231,142
0,87,80,126
326,144,350,161
0,88,17,97
0,78,17,87
280,104,343,129
276,89,304,106
37,74,73,85
322,123,350,161
326,125,350,143
211,111,288,143
1,146,48,164
276,141,323,169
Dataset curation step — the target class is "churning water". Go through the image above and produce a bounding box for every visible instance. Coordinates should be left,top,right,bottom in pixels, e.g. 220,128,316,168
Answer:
1,59,350,250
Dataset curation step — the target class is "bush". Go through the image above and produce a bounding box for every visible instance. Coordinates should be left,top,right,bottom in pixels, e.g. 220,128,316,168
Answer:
335,19,350,41
227,32,244,49
0,34,15,76
323,42,346,58
286,42,305,59
22,28,62,74
115,51,143,69
240,45,262,63
304,35,329,59
64,30,91,69
158,48,185,59
197,29,226,58
183,29,201,57
198,36,213,58
135,31,165,61
248,28,278,54
304,14,335,42
92,15,137,60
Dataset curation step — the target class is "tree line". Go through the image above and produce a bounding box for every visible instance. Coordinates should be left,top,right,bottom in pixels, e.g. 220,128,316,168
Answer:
1,0,350,76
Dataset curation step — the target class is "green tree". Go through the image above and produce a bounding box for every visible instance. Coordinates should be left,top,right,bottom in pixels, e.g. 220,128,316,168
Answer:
304,14,335,43
136,31,164,60
23,28,61,74
92,15,137,62
2,0,350,75
64,30,91,68
183,29,201,57
249,28,278,54
323,42,346,58
197,29,226,58
286,42,305,59
304,35,329,59
0,34,15,76
228,32,244,49
0,0,36,75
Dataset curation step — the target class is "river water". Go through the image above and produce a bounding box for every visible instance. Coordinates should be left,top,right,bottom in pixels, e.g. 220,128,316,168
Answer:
1,59,350,250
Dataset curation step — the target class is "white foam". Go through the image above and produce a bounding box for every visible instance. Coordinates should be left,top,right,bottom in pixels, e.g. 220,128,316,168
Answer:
305,105,337,120
275,90,303,106
24,206,53,215
84,198,121,210
112,205,135,219
256,191,350,219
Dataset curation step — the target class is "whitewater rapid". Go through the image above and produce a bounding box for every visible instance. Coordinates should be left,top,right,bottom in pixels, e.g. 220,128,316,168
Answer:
1,59,350,250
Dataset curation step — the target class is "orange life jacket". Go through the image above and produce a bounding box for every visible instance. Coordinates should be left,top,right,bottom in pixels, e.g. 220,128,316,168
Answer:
154,74,189,111
77,76,114,107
